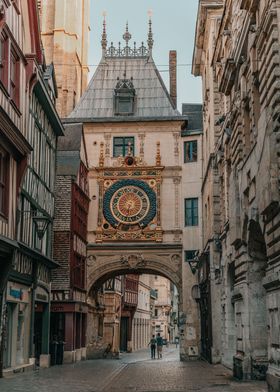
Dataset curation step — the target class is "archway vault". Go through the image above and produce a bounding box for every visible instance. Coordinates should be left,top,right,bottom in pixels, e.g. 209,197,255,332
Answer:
87,243,183,299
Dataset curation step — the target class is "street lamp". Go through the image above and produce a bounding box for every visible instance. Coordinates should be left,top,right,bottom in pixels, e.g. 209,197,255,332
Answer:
18,209,51,239
187,257,199,274
32,213,51,239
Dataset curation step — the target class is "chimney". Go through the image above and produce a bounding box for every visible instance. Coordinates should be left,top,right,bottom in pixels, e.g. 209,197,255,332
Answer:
169,50,177,109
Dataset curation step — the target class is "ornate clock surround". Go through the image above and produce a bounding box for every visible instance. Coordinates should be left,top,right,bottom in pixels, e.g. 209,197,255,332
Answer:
96,142,164,243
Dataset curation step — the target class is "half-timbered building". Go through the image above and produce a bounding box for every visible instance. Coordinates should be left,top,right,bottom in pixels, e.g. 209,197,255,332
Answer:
0,0,34,376
1,0,63,375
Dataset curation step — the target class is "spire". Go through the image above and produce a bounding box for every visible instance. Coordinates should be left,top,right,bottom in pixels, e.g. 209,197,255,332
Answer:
147,10,154,53
101,12,107,56
123,22,132,46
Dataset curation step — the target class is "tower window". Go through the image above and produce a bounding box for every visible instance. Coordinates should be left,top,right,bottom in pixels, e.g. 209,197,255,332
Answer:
113,137,134,157
114,76,136,115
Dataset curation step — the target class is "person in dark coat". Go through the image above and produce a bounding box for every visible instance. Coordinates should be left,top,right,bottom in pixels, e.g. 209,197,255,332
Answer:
148,334,156,359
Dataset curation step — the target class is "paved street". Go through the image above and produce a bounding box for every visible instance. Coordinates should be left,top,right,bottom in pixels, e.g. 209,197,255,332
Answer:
0,345,267,392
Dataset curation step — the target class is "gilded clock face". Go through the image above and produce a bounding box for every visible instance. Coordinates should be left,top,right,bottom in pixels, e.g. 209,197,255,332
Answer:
110,186,150,224
103,179,157,229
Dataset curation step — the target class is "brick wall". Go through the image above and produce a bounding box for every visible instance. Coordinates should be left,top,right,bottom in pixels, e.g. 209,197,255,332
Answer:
52,175,72,289
54,175,72,231
52,231,71,290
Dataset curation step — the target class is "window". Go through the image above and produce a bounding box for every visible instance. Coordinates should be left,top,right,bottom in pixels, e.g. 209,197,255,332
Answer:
10,48,20,106
113,136,134,157
0,33,8,88
0,147,9,218
184,140,197,163
185,198,198,226
185,250,197,262
114,77,136,115
154,309,158,317
72,253,85,290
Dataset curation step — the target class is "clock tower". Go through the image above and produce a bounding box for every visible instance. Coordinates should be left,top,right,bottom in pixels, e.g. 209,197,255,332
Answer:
64,19,202,361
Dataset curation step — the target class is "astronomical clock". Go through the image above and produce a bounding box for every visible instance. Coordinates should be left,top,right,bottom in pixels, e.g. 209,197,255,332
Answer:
96,142,163,242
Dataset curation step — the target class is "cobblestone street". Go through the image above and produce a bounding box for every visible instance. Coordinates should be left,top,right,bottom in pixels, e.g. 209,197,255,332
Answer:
0,346,267,392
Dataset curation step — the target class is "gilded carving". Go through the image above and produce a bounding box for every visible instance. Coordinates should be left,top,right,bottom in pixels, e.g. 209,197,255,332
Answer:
95,146,164,242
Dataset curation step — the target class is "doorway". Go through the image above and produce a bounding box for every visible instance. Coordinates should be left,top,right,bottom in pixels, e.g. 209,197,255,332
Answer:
120,317,129,352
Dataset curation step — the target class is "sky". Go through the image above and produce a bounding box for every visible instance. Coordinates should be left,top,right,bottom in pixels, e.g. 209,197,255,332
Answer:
89,0,202,112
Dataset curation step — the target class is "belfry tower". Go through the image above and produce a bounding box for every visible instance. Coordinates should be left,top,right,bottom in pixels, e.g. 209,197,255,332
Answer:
39,0,90,117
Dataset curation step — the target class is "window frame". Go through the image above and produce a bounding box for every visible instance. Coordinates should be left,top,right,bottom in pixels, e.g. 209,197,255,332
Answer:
0,32,9,90
113,136,135,157
185,198,199,227
184,140,198,163
71,252,86,290
0,146,9,219
9,46,20,107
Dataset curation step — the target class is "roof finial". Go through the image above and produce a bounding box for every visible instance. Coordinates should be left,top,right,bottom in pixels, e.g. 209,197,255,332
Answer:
147,9,154,53
101,11,107,56
123,21,132,47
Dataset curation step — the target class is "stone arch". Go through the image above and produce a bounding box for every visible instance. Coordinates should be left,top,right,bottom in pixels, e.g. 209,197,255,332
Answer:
86,249,184,360
87,253,183,301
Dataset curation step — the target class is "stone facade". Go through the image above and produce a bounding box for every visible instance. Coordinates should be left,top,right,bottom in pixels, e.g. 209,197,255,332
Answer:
39,0,90,117
131,275,152,351
151,276,172,340
193,0,280,387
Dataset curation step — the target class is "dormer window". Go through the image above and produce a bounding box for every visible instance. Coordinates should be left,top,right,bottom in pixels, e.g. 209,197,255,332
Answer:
114,76,136,115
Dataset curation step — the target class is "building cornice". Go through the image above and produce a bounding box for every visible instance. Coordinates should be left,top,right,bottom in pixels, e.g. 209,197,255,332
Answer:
87,243,183,251
192,0,224,76
63,116,188,124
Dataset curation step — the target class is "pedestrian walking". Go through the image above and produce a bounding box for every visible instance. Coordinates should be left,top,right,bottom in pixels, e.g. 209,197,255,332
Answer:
156,332,163,359
148,334,156,359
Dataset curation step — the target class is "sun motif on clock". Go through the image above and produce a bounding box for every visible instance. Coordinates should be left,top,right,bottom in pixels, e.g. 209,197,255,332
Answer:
103,179,156,229
111,186,150,224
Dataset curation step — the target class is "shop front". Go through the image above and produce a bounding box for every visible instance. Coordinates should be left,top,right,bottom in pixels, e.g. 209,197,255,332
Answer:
34,285,51,368
50,302,87,364
3,282,31,371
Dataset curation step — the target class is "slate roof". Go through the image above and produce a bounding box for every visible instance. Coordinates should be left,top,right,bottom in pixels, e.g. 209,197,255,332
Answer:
181,103,203,135
56,123,83,176
68,57,183,121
